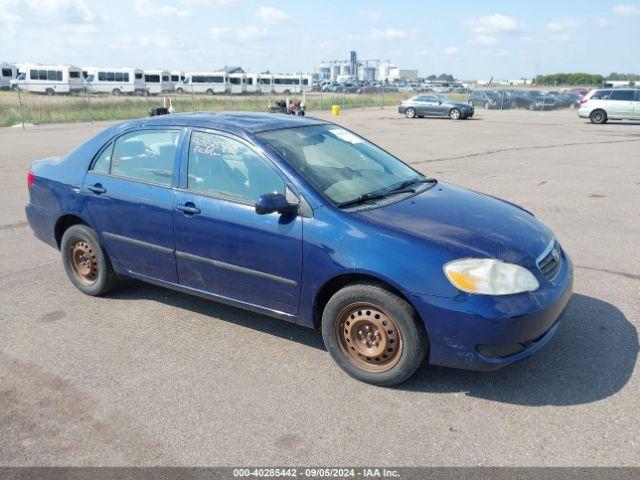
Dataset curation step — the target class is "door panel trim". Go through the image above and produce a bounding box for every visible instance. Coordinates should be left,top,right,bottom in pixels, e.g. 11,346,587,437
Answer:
103,231,174,255
175,250,298,286
129,271,296,321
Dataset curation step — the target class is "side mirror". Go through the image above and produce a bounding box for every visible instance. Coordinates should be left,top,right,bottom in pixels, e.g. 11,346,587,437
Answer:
255,193,298,215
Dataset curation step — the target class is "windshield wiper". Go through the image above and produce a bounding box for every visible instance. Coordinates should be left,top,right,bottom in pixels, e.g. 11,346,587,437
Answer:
337,177,437,209
387,176,437,193
336,191,390,208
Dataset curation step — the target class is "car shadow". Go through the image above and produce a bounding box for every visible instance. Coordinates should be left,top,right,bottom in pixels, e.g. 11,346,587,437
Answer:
108,281,326,351
110,286,636,406
400,293,638,406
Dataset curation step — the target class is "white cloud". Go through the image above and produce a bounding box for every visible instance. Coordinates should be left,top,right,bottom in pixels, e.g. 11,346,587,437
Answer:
180,0,235,5
546,18,583,32
470,34,497,45
414,49,429,57
551,33,571,43
210,25,270,42
369,27,417,40
593,17,609,28
134,0,192,18
1,0,102,25
360,9,382,20
255,6,289,25
612,4,640,15
443,46,459,57
466,13,521,34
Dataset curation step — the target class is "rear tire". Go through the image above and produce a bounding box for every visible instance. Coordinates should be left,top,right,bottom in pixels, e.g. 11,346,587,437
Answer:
405,107,416,118
589,109,607,124
206,89,214,95
112,88,122,96
45,88,55,96
176,87,184,94
321,282,428,386
61,224,119,296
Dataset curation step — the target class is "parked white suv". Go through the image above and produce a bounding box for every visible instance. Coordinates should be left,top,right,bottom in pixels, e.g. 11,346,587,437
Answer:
578,88,640,123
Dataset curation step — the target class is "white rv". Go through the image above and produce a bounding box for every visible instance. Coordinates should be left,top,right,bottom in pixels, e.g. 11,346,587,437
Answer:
245,73,259,94
1,62,17,90
228,73,247,94
271,74,312,94
258,74,273,94
13,64,84,94
144,69,172,95
177,72,229,94
170,71,185,91
84,67,145,95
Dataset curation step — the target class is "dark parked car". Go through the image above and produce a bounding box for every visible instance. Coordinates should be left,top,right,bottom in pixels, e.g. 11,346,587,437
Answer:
509,90,558,110
399,94,474,119
26,112,573,386
548,91,583,109
468,90,504,109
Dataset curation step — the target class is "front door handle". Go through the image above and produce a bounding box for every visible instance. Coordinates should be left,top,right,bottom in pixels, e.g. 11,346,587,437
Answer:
176,202,201,215
87,184,106,194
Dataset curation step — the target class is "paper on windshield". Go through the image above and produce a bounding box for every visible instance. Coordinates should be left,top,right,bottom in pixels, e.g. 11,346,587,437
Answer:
329,128,363,144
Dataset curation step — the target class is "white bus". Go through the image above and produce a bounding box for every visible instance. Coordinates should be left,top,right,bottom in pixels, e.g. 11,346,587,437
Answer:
177,72,229,94
1,62,17,90
245,73,259,94
84,67,145,95
271,74,312,94
13,64,84,94
228,73,246,94
258,74,274,94
144,69,172,95
170,71,185,91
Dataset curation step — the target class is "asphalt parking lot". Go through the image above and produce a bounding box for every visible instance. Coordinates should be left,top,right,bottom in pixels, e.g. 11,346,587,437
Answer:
1,108,639,466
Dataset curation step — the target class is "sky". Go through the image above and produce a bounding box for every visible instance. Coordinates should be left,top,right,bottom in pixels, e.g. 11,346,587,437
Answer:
0,0,639,79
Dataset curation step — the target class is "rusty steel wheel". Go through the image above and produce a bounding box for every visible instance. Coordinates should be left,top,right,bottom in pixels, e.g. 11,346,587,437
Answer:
336,302,403,373
68,239,99,286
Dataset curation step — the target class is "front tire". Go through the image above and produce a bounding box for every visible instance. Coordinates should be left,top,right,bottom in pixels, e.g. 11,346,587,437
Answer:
61,224,119,296
590,109,607,124
45,88,55,96
321,282,428,386
112,88,122,96
449,108,461,120
405,107,416,119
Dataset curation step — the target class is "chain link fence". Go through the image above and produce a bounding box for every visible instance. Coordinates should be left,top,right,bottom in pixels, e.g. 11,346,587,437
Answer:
0,83,586,129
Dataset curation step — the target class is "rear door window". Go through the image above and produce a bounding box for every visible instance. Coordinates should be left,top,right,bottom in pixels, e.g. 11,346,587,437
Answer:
609,90,635,101
109,130,181,186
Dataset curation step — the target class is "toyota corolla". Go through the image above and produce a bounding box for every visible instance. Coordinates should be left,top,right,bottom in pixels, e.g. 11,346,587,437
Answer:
25,112,573,386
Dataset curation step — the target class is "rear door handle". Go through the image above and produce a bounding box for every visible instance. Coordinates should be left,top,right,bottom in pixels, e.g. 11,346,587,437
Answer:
176,203,201,215
87,184,106,194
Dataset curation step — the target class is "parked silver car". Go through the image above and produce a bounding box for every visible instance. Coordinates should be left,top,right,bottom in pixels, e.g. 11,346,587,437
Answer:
399,94,474,120
578,89,640,123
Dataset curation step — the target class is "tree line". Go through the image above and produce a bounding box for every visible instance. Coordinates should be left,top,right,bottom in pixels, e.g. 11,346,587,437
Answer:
535,72,639,86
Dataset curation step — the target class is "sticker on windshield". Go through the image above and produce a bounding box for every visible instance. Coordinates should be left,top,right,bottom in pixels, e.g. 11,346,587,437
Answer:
329,128,363,144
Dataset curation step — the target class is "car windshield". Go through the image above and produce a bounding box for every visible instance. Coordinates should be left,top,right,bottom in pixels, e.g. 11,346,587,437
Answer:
436,94,451,102
258,125,426,206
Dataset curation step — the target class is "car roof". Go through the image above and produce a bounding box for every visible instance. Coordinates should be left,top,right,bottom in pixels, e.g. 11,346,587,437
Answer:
116,111,329,135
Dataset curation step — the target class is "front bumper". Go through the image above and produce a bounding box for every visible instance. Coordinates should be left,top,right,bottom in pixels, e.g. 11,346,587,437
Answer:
406,253,574,371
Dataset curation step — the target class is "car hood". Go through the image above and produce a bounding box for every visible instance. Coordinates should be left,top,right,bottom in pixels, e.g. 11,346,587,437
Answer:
452,102,473,109
354,182,553,267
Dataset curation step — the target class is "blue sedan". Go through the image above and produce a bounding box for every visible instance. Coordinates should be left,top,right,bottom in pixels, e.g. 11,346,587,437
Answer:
25,112,573,386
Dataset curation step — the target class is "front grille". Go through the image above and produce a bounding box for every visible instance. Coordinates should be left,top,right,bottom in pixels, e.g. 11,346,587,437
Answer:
538,242,562,281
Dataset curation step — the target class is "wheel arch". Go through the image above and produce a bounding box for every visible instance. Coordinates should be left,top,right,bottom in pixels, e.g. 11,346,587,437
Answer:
54,214,90,249
312,273,421,330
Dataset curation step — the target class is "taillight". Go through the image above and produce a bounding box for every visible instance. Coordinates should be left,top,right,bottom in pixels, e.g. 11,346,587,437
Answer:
580,98,588,104
27,171,35,189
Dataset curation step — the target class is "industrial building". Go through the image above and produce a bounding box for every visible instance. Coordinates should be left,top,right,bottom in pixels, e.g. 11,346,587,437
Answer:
317,51,418,83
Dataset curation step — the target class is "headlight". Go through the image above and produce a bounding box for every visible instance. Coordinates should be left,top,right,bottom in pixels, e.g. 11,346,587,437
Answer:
444,258,539,295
